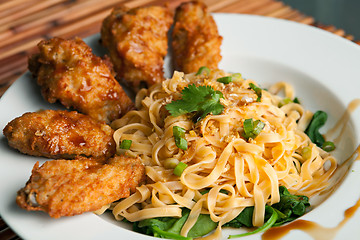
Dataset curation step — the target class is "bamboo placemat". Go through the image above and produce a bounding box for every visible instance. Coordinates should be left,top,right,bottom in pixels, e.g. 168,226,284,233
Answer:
0,0,359,98
0,0,359,239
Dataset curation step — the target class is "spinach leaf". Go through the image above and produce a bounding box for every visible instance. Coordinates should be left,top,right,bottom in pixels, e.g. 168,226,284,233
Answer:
188,214,218,238
223,207,254,228
224,186,310,238
305,111,327,147
228,206,278,239
133,208,217,239
271,186,309,226
133,187,310,239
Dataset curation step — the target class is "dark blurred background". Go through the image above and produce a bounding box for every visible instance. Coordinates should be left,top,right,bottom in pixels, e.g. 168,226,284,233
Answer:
282,0,360,39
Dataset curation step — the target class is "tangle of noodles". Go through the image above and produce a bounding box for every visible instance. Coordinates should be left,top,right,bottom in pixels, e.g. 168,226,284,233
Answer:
109,69,337,239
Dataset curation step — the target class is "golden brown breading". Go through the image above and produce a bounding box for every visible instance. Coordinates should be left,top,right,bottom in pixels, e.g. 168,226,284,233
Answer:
3,110,115,159
101,5,173,91
16,155,145,218
28,37,134,123
172,1,222,73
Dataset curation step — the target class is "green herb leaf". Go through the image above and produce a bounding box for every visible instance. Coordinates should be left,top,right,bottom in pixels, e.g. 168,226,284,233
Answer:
119,139,132,149
174,162,188,176
173,126,188,150
242,118,265,140
249,83,262,102
165,84,224,122
305,111,328,147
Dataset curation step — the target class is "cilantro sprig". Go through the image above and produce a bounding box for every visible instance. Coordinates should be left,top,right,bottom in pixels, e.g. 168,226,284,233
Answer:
165,84,224,123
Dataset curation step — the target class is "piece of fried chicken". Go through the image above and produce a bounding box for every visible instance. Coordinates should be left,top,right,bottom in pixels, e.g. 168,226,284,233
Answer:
101,5,173,91
16,155,145,218
172,1,222,73
28,37,134,123
3,110,115,160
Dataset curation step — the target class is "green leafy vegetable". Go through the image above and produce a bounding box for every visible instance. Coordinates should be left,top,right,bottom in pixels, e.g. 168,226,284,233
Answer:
195,66,210,76
119,139,132,149
134,216,192,240
223,207,254,228
133,209,217,240
217,76,232,84
322,141,335,152
165,84,224,123
188,214,218,238
305,111,328,147
271,186,309,226
173,162,188,176
173,126,188,150
228,206,278,239
224,186,310,238
133,186,309,239
249,83,262,102
293,97,300,104
242,118,265,140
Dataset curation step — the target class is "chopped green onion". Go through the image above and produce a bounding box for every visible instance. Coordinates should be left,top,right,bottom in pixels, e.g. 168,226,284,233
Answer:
164,158,180,169
253,120,265,136
173,126,188,150
217,76,232,84
322,141,335,152
228,206,278,239
279,97,301,107
231,73,242,82
249,83,262,102
173,162,188,176
120,139,132,149
302,146,312,160
195,66,210,76
242,118,265,140
278,97,292,107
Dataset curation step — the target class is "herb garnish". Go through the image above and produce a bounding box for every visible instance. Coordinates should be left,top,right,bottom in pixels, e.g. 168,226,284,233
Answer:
173,162,188,176
242,118,265,140
173,126,188,150
249,83,262,102
165,84,224,123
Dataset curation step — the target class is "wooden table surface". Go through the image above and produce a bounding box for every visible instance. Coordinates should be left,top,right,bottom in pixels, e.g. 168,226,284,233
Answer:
0,0,359,239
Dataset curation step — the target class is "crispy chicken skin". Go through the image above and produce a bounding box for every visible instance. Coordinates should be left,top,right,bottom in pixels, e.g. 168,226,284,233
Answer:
172,1,222,73
28,37,134,123
101,6,173,91
3,110,115,159
16,155,145,218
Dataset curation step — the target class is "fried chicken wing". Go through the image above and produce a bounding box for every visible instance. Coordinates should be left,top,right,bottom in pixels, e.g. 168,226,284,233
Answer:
3,110,115,159
101,5,173,91
28,37,134,123
16,155,145,218
172,1,222,73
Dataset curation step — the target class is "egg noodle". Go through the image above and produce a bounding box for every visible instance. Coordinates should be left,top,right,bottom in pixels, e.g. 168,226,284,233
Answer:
108,69,337,239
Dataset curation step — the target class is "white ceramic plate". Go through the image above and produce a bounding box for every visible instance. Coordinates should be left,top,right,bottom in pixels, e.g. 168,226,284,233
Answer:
1,13,360,240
